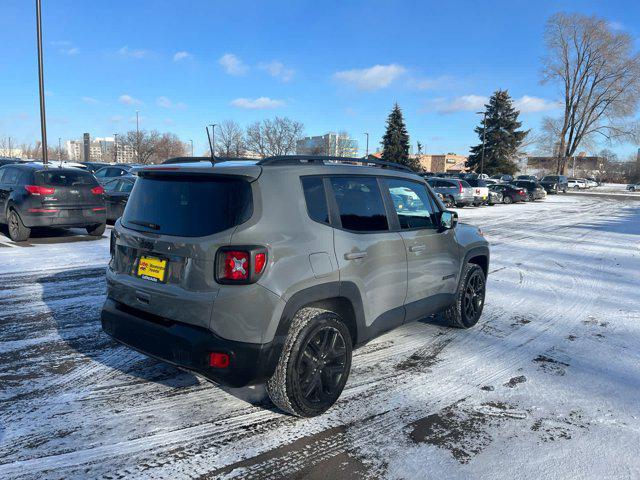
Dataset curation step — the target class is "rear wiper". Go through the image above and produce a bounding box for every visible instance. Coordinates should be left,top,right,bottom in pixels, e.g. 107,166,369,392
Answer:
129,220,161,230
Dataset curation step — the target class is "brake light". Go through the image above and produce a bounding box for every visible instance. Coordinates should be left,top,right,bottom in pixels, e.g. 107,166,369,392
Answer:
91,186,105,195
223,250,250,281
208,352,230,368
458,181,463,193
25,185,55,195
254,252,266,274
215,247,267,284
28,208,59,213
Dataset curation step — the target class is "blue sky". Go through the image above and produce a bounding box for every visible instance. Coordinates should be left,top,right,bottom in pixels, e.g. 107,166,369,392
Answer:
1,0,639,158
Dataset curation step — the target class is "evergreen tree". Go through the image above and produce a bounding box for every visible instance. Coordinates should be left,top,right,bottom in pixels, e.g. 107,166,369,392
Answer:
381,103,418,170
467,90,528,176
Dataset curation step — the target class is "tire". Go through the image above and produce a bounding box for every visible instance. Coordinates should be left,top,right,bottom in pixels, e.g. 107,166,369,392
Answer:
456,203,465,208
267,308,352,417
528,193,534,202
7,209,31,242
503,195,513,204
86,223,106,237
444,263,486,329
444,196,455,208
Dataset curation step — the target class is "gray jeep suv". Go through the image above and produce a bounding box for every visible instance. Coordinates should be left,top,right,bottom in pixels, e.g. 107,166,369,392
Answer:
101,156,489,417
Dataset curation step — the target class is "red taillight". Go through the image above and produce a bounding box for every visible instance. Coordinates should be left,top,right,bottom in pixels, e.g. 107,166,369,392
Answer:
91,186,105,195
93,207,106,211
254,252,266,274
28,208,59,213
458,181,463,193
25,185,55,195
223,250,250,281
208,352,230,368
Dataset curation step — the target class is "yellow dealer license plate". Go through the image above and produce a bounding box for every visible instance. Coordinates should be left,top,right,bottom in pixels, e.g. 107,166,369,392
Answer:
137,256,167,283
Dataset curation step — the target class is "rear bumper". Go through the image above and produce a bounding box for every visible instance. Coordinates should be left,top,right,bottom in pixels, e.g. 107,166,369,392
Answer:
100,298,278,387
22,207,106,228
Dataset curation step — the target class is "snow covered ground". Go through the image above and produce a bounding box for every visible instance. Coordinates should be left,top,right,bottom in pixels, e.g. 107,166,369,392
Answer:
0,195,639,479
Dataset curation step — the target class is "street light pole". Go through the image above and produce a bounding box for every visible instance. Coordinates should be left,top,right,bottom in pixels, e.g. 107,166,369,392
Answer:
35,0,49,165
476,111,487,175
114,133,118,163
210,124,218,158
363,132,369,158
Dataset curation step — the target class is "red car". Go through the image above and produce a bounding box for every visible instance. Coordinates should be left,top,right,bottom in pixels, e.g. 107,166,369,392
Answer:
488,184,527,204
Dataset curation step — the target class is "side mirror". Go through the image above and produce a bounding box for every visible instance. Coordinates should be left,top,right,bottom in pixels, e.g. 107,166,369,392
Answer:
440,210,458,230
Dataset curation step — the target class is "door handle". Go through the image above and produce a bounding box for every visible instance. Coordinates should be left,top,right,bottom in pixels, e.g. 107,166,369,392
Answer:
344,251,367,260
409,245,427,253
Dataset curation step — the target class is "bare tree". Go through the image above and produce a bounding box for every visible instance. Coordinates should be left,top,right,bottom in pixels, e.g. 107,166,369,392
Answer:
216,120,245,157
119,130,161,164
541,13,640,173
152,133,188,163
245,117,304,158
334,131,356,157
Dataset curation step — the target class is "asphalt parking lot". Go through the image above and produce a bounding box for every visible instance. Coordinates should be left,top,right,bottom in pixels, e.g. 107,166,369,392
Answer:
1,194,639,479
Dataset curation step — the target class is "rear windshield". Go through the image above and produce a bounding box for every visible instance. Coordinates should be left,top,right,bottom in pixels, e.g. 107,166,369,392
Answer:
122,174,253,237
542,176,559,181
36,170,98,186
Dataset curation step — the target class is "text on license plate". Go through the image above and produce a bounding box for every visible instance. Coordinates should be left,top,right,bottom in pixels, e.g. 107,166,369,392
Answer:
137,256,167,282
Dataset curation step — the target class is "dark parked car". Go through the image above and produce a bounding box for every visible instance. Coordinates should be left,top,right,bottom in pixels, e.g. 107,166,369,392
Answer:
516,175,538,181
540,175,568,194
81,162,111,174
0,163,106,241
490,174,514,183
0,157,22,167
104,176,135,222
488,184,527,204
94,165,138,184
512,180,546,201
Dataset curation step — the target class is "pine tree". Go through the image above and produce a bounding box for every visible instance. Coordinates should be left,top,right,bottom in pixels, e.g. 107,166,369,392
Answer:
467,90,528,176
381,103,418,170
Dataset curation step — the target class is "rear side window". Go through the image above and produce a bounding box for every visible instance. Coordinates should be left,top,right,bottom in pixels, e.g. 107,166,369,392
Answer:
2,168,20,185
122,174,252,237
36,170,97,186
301,177,329,225
330,176,388,232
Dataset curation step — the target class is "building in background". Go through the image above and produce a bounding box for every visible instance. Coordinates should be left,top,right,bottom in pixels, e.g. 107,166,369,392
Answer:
523,155,606,178
66,136,135,163
296,132,358,157
414,153,468,173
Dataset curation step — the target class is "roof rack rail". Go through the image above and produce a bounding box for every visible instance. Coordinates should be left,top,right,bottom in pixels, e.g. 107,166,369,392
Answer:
162,156,258,165
257,155,415,173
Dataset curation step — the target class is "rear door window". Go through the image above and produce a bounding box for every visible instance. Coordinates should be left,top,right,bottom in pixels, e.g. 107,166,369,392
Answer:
384,179,435,230
329,176,388,232
301,177,329,225
122,173,253,237
2,168,20,185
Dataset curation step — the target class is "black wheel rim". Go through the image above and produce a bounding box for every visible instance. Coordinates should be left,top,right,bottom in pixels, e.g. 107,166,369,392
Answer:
295,326,347,406
462,270,485,321
8,212,18,238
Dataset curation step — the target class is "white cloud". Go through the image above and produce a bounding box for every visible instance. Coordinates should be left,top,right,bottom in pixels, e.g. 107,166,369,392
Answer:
608,21,624,31
118,46,148,59
230,97,285,110
60,47,79,56
431,94,560,114
118,94,142,106
173,51,192,61
52,41,79,56
513,95,562,113
219,53,248,75
259,61,295,82
435,94,488,113
82,96,99,104
156,96,186,109
333,64,406,91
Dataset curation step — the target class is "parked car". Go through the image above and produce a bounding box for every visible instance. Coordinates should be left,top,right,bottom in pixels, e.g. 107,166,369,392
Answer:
101,156,489,417
512,180,546,201
104,176,136,222
425,177,475,208
568,178,588,190
540,175,568,194
488,183,527,204
82,162,112,174
490,174,514,183
465,179,490,205
0,163,106,241
585,177,600,187
94,165,138,184
488,188,503,205
0,157,22,167
627,182,640,191
516,175,538,181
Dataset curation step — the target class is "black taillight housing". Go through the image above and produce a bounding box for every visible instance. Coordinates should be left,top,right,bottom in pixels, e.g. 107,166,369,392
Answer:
215,246,268,285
